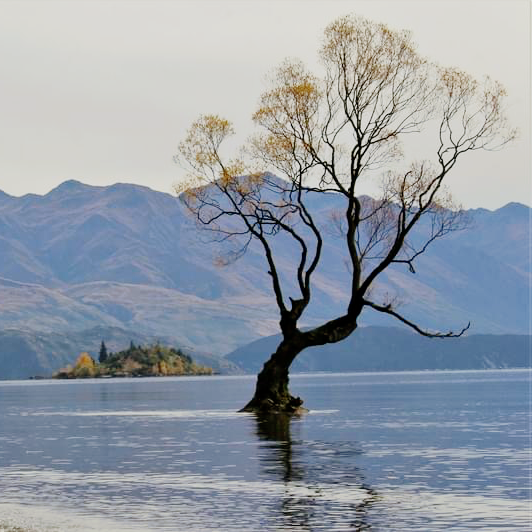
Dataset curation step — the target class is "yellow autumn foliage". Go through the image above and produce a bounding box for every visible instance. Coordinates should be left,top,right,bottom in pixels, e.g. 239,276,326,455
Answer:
75,352,95,369
71,352,96,378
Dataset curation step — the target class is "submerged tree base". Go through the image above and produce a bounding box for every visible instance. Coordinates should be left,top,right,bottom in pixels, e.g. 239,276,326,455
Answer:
239,393,308,415
239,341,308,414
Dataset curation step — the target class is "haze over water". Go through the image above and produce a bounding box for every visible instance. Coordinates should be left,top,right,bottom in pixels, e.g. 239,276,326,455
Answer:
0,370,529,531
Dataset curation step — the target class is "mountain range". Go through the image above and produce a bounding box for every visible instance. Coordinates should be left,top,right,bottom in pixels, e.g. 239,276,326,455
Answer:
226,326,530,373
0,180,529,378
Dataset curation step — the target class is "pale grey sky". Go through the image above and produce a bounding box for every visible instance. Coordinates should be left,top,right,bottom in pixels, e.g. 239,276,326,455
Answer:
0,0,529,208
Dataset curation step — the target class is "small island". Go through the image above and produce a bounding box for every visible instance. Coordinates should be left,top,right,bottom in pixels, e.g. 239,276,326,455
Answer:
54,342,213,379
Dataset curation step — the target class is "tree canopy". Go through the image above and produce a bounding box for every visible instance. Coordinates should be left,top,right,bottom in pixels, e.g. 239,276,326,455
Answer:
176,15,515,413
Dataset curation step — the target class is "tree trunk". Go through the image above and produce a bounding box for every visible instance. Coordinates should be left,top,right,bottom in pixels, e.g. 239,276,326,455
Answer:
240,334,306,414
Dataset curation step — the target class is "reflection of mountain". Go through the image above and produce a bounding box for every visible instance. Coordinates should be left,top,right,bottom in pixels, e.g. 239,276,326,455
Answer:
253,413,378,530
0,180,529,375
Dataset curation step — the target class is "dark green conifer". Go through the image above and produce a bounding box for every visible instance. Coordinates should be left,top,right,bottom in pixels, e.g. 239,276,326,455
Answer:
99,340,108,364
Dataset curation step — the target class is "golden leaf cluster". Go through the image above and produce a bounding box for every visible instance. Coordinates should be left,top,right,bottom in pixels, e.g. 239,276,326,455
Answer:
253,60,321,137
75,352,95,369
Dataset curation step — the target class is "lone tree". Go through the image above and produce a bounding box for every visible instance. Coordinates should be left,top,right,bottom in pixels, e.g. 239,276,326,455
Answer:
176,15,515,413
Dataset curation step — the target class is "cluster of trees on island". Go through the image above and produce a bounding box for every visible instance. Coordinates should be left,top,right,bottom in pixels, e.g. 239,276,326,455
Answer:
54,341,213,379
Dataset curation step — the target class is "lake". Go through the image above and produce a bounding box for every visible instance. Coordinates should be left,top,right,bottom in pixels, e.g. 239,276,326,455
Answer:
0,369,529,531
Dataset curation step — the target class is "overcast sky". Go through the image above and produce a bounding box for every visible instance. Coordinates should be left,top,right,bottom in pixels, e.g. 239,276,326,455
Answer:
0,0,529,209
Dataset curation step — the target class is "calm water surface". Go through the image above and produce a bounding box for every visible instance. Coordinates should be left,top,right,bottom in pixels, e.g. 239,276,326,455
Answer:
0,370,530,531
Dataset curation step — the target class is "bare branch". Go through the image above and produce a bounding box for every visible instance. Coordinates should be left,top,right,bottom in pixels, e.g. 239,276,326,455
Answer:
363,299,471,337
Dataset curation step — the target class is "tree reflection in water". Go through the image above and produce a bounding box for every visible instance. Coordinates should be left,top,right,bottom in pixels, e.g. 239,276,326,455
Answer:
253,413,379,531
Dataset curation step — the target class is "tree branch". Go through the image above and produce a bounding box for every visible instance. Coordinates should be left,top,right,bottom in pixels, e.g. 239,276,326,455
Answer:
363,299,470,338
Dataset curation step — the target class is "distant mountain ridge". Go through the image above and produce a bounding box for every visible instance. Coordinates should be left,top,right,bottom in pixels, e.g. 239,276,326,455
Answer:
226,326,531,373
0,180,529,368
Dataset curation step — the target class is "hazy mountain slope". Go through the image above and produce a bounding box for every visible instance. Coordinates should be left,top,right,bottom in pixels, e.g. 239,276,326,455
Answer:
0,326,240,380
0,181,234,295
453,202,530,278
60,281,282,351
226,327,531,373
372,242,529,334
0,278,281,354
0,277,122,331
0,180,529,359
